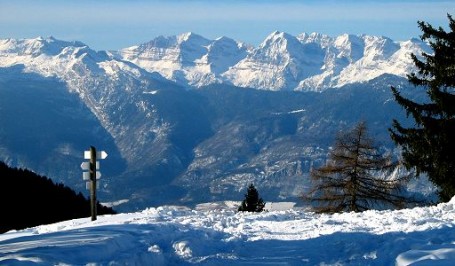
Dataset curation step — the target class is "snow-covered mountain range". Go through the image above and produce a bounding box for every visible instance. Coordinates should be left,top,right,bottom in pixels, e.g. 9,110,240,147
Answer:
0,33,433,211
0,32,430,93
118,31,430,91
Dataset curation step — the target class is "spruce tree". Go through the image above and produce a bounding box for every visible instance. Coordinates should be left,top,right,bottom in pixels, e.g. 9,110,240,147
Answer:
390,14,455,201
238,184,265,212
306,122,408,213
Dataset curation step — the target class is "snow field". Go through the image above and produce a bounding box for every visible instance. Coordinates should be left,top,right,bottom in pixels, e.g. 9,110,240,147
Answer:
1,199,455,265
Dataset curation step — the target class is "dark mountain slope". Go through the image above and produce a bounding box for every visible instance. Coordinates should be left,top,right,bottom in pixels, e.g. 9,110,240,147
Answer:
0,161,115,234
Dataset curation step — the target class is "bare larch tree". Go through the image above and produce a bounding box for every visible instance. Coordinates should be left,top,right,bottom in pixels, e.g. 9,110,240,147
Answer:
305,122,409,213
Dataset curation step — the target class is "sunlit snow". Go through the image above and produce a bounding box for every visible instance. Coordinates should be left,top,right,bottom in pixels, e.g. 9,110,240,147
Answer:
1,199,455,265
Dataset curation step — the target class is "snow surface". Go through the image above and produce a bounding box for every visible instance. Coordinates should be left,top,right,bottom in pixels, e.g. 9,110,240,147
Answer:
1,199,455,265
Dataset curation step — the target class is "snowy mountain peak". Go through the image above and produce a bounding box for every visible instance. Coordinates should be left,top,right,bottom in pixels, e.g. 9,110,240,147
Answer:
298,32,330,42
119,33,247,86
224,31,324,91
260,31,299,49
332,34,365,62
256,31,307,63
143,35,177,49
204,36,248,74
213,36,248,50
297,32,332,49
177,32,210,46
334,34,362,47
134,32,210,51
175,32,211,64
0,36,86,57
363,35,399,58
401,37,432,54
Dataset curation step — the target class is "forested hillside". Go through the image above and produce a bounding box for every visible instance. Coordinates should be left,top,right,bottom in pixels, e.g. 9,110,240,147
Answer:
0,162,115,233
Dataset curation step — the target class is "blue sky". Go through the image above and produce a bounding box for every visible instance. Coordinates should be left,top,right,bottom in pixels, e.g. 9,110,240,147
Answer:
0,0,453,50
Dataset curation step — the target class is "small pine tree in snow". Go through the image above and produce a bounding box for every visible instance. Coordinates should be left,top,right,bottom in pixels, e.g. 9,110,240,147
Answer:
238,184,265,212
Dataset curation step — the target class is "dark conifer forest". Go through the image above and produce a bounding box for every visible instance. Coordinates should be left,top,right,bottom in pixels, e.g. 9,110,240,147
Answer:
0,161,116,234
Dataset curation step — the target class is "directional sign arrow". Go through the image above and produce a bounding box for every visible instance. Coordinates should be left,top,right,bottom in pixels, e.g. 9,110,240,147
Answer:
97,151,108,160
81,162,89,170
80,161,100,170
84,150,108,160
82,171,102,180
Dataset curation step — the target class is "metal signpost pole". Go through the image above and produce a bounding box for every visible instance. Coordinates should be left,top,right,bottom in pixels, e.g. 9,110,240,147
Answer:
89,146,97,221
82,146,107,222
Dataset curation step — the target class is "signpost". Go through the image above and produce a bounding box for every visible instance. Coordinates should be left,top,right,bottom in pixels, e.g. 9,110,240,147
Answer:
81,146,108,221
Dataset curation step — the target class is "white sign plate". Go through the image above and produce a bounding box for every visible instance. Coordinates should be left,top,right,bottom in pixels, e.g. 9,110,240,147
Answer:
82,171,102,180
97,151,108,160
86,182,100,190
80,161,99,170
81,162,89,170
84,150,108,160
83,172,90,180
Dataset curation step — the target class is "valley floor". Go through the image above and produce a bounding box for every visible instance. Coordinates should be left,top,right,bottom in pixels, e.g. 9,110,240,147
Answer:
1,200,455,265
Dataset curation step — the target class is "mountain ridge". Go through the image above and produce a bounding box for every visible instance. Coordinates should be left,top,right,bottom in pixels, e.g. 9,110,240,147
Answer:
116,31,430,91
0,31,430,91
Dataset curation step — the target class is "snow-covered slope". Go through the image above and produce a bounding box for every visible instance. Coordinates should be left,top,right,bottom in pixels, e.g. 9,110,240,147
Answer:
119,32,430,91
2,199,455,265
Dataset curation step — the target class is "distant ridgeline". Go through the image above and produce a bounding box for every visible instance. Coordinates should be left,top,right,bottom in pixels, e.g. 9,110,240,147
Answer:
0,162,116,234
